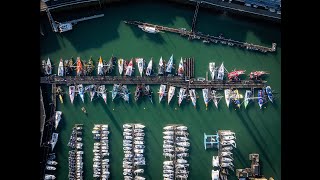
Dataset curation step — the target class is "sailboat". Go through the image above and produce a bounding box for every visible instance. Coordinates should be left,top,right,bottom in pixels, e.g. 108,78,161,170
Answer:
125,59,133,76
232,89,241,108
57,58,64,76
76,57,83,76
121,85,130,103
177,88,187,106
111,84,120,101
158,84,166,103
224,89,231,108
55,111,62,130
46,57,52,75
209,62,215,80
69,86,75,104
77,84,85,103
166,54,173,73
118,58,124,75
97,56,104,75
145,58,153,76
244,90,252,109
167,86,176,105
211,90,222,108
265,86,273,103
158,56,164,75
189,89,197,108
216,62,224,80
227,70,246,80
202,88,209,110
136,58,144,77
145,85,153,104
86,85,96,101
50,133,59,151
177,57,184,77
97,85,107,103
257,89,264,109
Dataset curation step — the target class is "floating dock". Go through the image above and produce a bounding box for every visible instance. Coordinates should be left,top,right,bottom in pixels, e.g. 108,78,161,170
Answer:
124,20,276,53
40,76,267,89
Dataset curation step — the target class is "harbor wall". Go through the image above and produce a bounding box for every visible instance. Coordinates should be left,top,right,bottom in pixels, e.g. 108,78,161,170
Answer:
40,0,280,24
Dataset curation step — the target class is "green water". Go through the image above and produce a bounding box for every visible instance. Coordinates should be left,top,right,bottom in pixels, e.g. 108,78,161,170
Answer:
40,2,281,180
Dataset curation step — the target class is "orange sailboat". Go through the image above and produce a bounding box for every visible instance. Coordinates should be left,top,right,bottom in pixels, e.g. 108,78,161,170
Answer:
76,57,83,76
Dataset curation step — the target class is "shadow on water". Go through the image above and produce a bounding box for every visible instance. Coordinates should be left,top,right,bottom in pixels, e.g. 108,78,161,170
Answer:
101,102,122,133
235,110,278,177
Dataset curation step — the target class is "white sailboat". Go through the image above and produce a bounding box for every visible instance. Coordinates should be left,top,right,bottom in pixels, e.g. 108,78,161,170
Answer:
224,89,231,108
111,84,120,101
211,90,222,108
98,85,107,104
57,58,64,76
46,57,52,75
136,58,144,77
158,56,164,75
78,84,85,103
202,88,209,110
177,57,184,77
211,170,219,180
55,111,62,130
145,58,152,76
158,84,166,103
209,62,215,80
177,88,187,106
167,86,176,105
189,89,197,108
166,54,173,73
118,58,124,75
50,133,59,151
125,59,133,76
216,62,225,80
97,56,104,75
69,86,75,104
89,85,96,101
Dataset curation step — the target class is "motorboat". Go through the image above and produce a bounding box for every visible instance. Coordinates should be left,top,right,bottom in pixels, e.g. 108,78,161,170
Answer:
138,25,160,33
227,70,246,80
163,126,174,130
212,156,219,167
189,89,197,108
221,157,233,163
46,57,52,75
98,56,104,75
111,84,120,101
177,57,184,77
176,142,190,147
249,71,269,80
221,135,236,141
50,133,59,151
165,54,173,73
47,160,58,165
224,89,231,108
77,84,85,103
55,111,62,130
76,57,83,76
145,58,152,76
167,86,175,104
163,131,174,135
46,165,56,170
244,90,252,109
177,153,188,158
221,140,236,148
176,136,189,141
258,89,264,109
211,170,219,180
123,124,133,128
265,86,274,103
125,59,134,76
163,136,173,140
136,58,144,77
202,88,209,110
216,62,224,80
209,62,215,80
177,159,188,164
118,58,124,75
135,124,145,129
158,84,166,103
158,56,164,75
176,126,187,131
57,58,64,76
177,87,187,106
44,174,56,180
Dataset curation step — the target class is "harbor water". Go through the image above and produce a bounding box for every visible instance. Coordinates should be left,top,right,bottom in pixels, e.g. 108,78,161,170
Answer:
40,2,281,180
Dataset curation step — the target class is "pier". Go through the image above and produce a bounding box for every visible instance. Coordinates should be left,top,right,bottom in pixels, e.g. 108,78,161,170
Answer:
124,20,276,53
40,76,267,89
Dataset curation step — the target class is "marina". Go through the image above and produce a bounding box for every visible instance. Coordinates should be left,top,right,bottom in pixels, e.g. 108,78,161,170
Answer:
40,2,280,180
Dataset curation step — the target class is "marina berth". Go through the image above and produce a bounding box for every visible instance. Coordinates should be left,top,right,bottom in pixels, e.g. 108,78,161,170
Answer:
68,124,84,180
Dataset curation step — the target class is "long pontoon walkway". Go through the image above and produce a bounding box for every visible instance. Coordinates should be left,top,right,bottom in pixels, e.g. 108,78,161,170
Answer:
40,76,266,89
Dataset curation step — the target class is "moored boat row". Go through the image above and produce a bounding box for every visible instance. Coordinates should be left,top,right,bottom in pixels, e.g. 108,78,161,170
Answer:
68,124,84,180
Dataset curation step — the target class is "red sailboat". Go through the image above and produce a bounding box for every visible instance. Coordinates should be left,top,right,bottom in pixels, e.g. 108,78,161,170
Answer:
227,70,246,80
76,57,83,76
249,71,269,80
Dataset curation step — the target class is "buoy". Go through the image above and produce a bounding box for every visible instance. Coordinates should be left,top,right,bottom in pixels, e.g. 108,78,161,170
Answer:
113,108,115,111
144,107,146,110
